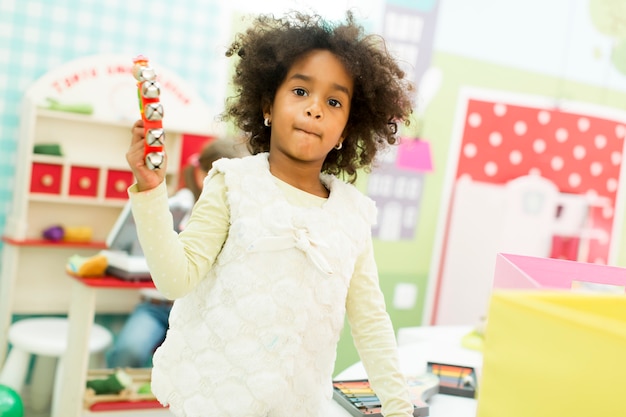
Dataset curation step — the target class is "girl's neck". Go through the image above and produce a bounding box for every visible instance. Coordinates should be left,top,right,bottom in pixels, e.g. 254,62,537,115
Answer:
268,155,329,198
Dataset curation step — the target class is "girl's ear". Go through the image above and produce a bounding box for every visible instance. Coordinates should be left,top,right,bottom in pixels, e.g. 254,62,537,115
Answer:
261,99,272,120
341,127,349,142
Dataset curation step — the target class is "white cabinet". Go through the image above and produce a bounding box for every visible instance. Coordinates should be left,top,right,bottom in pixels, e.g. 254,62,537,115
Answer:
3,108,186,316
11,108,183,241
0,54,217,364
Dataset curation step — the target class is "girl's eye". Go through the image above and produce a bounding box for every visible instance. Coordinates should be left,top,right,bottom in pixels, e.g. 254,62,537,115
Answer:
328,99,341,108
293,88,307,96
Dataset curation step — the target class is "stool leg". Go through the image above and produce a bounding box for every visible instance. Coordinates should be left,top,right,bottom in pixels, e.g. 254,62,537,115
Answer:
51,354,66,415
29,355,57,412
0,347,30,393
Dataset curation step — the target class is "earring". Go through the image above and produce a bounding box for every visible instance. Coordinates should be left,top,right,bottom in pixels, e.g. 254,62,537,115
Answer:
334,142,343,150
264,118,271,127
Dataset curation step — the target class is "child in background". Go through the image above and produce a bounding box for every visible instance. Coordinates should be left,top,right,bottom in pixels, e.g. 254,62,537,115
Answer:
126,11,415,417
106,139,242,368
179,139,246,201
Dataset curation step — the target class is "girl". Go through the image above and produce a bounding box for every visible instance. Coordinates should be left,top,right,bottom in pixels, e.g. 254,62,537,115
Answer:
126,11,415,417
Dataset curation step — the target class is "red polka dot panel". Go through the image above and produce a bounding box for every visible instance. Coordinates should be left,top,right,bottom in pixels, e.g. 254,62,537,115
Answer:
455,99,626,264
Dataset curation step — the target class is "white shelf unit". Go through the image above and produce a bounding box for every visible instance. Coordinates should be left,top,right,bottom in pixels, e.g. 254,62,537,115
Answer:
10,108,182,240
0,54,217,386
2,106,184,316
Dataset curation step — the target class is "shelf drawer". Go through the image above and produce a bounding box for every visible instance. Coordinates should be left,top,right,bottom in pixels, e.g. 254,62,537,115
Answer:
105,169,134,199
30,162,63,194
69,166,100,197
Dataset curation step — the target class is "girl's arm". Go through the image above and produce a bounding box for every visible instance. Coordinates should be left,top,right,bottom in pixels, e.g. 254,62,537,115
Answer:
345,236,414,417
128,172,230,299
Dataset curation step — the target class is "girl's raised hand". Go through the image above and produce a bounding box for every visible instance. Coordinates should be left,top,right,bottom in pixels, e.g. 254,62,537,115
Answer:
126,119,167,192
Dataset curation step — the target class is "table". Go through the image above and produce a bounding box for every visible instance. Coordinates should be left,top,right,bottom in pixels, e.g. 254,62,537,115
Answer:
55,279,480,417
329,325,482,417
53,275,156,417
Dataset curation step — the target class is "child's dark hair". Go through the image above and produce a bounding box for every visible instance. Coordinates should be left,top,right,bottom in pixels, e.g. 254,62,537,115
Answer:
223,11,414,183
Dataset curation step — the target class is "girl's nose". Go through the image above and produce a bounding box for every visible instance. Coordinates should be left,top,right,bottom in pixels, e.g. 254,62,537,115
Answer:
305,99,322,119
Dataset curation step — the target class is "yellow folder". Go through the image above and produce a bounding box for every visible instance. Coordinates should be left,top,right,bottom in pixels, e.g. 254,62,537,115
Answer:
477,290,626,417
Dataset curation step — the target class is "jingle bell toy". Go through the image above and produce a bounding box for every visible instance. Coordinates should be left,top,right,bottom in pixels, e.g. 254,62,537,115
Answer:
132,55,165,170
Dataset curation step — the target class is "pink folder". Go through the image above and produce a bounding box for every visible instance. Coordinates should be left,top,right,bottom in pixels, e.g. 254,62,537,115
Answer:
493,253,626,292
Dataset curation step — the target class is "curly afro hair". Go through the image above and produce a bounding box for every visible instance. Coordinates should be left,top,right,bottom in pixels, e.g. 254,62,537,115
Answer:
223,11,414,183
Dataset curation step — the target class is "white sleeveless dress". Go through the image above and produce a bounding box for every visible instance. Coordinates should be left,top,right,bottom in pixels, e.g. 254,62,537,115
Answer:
150,153,376,417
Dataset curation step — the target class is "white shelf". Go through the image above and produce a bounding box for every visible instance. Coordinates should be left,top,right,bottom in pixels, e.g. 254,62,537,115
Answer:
36,107,135,128
83,409,173,417
28,195,127,207
0,53,217,417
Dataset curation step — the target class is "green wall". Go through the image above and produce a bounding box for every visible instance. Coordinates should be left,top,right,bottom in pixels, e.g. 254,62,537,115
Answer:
333,50,626,375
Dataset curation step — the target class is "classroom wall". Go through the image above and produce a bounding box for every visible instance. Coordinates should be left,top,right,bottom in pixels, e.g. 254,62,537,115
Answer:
418,0,626,326
1,0,626,374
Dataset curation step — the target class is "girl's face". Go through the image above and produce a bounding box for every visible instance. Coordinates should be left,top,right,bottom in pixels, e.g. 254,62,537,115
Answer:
266,49,353,169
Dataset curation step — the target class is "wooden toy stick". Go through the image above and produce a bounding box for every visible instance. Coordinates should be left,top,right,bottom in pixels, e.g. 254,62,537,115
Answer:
132,55,165,170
